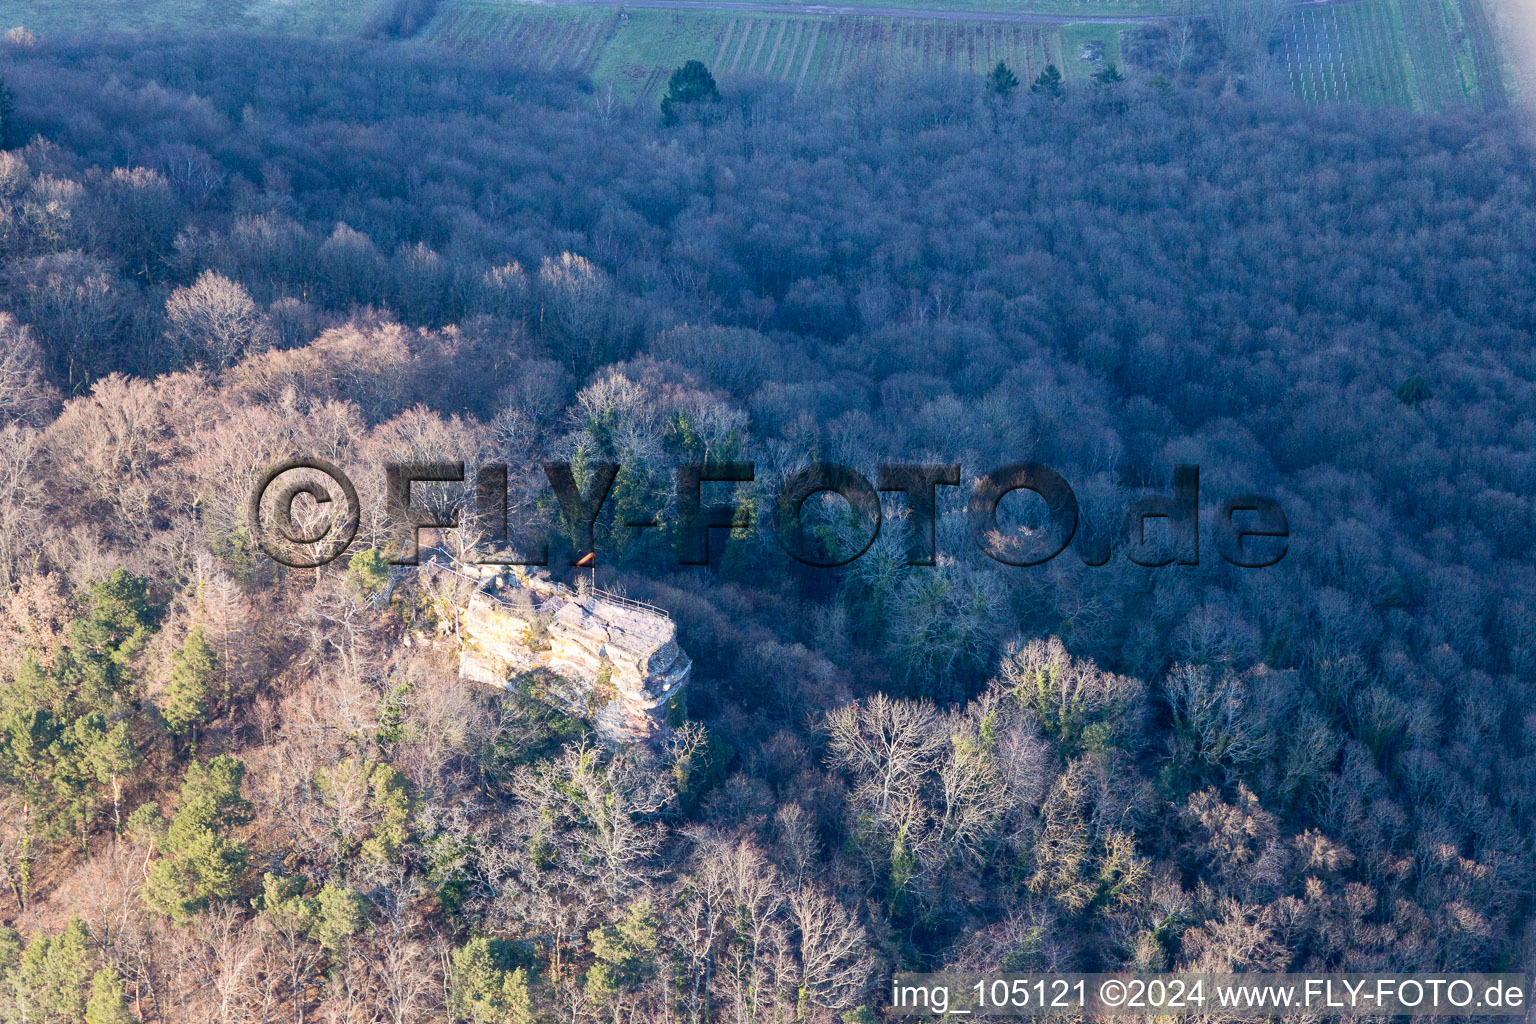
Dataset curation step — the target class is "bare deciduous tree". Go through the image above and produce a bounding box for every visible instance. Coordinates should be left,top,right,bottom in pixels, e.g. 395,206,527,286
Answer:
0,313,56,424
1203,0,1282,66
165,269,271,369
787,885,874,1022
825,693,944,824
0,423,45,588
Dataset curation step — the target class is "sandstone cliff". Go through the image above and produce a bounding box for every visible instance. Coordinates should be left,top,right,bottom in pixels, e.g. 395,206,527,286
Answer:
456,566,691,743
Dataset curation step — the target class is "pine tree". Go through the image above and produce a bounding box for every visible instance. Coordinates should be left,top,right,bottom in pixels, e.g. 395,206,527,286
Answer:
661,60,720,125
310,883,366,953
343,547,391,598
1092,63,1125,85
586,901,658,1007
81,717,140,836
450,938,535,1024
164,626,214,743
143,756,250,922
12,918,93,1023
85,967,134,1024
70,571,157,670
360,762,410,865
1031,64,1065,98
1395,372,1432,405
986,61,1019,97
0,573,157,845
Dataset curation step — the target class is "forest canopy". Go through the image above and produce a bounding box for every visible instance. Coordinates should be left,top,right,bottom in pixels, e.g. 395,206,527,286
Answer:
0,28,1532,1024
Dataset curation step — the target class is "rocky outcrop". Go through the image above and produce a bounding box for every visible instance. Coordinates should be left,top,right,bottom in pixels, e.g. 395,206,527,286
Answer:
457,566,690,743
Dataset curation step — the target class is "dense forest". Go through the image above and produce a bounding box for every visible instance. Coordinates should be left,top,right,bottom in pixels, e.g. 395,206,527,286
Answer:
0,25,1533,1024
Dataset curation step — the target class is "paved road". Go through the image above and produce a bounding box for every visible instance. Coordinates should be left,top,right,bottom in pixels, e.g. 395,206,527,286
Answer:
522,0,1160,23
511,0,1351,25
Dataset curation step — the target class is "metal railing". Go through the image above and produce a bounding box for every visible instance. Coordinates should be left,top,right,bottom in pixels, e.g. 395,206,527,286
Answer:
575,586,671,621
419,546,672,622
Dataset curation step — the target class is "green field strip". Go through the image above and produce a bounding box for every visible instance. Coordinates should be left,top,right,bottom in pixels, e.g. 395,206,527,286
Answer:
1434,0,1479,99
1310,10,1333,102
809,18,836,83
730,16,753,71
1355,1,1396,104
463,9,498,52
580,13,620,70
1350,1,1390,104
1278,12,1301,99
561,13,599,69
1297,13,1317,103
1342,2,1368,102
434,7,479,51
826,18,856,83
1400,0,1458,108
743,18,767,71
1427,0,1475,100
507,14,540,61
1319,9,1343,101
1309,10,1331,102
813,19,838,83
1456,0,1506,107
1331,10,1352,101
823,17,849,82
515,12,551,55
779,20,805,78
740,18,762,71
505,14,545,62
585,8,735,97
728,18,750,72
862,18,884,72
544,15,583,67
787,18,810,76
785,19,806,75
532,14,566,66
1285,13,1313,103
773,20,795,76
1375,1,1414,105
762,20,787,74
879,18,898,71
750,17,772,69
712,19,736,68
1277,13,1299,101
796,20,823,88
1381,0,1425,108
566,13,608,67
